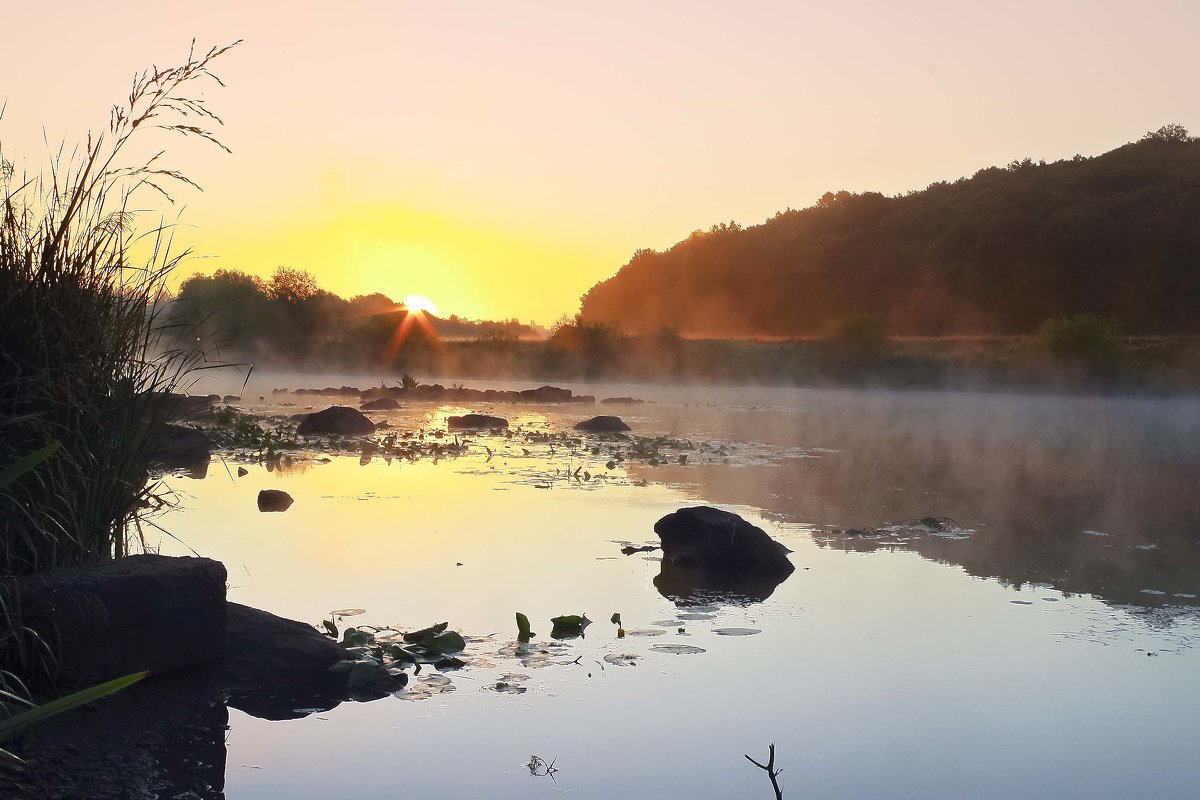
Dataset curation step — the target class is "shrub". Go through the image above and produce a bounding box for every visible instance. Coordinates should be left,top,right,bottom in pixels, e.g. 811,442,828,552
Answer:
1031,313,1120,362
0,43,237,576
823,313,888,355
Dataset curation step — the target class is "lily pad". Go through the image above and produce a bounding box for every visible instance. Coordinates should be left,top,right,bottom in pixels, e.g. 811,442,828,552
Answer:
712,628,762,636
603,653,638,666
650,644,706,655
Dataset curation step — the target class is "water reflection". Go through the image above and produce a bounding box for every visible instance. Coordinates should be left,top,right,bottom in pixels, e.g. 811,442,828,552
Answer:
134,385,1200,800
653,556,793,605
633,392,1200,612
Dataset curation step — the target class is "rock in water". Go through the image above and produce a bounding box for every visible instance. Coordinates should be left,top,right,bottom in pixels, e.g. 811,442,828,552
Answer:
257,489,294,512
296,406,376,436
360,397,400,411
574,415,631,432
653,507,795,604
148,424,211,468
655,506,793,574
447,413,509,429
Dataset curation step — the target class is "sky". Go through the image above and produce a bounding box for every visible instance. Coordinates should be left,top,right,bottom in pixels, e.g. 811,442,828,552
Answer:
3,0,1198,324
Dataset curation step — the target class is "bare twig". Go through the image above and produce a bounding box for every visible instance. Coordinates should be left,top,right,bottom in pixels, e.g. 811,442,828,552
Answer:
744,742,784,799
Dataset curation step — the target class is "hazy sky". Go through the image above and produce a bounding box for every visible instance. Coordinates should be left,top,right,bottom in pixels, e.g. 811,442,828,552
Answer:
4,1,1198,323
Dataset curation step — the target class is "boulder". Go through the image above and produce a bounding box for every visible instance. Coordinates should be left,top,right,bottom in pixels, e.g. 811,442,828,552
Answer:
654,506,794,578
574,415,631,432
601,396,645,404
360,397,401,411
148,424,211,468
144,392,213,422
222,395,241,403
296,406,376,436
10,555,227,688
257,489,294,512
447,413,509,430
218,602,357,720
520,385,574,402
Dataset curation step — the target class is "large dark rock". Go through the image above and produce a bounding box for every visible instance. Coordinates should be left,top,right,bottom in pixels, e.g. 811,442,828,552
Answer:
257,489,294,512
653,507,794,604
574,415,632,432
148,424,211,469
447,413,509,429
520,385,574,402
219,603,366,721
296,405,376,436
360,397,401,411
10,555,227,688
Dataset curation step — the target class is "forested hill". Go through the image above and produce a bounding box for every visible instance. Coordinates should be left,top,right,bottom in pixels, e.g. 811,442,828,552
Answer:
579,126,1200,337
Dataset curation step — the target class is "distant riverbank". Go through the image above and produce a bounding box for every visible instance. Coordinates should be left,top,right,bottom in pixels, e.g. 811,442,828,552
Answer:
204,334,1200,396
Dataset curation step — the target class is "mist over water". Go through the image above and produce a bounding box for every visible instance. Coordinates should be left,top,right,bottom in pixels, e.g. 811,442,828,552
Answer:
149,373,1200,799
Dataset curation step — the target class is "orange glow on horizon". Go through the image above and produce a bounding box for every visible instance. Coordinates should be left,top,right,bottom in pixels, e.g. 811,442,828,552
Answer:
385,306,439,363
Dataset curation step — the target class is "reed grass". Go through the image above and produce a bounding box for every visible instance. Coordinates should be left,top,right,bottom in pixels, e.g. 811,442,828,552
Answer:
0,40,238,576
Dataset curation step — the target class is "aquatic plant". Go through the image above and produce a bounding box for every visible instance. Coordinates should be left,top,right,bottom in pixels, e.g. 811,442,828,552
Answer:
322,617,468,688
0,41,239,575
744,743,784,799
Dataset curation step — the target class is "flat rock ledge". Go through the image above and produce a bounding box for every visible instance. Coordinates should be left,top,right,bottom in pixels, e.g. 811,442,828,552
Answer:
10,554,228,689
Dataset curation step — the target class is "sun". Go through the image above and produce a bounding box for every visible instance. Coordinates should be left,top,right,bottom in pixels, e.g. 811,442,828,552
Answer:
403,294,438,316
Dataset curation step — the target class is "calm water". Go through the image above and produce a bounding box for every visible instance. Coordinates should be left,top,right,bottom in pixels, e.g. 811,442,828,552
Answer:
156,380,1200,799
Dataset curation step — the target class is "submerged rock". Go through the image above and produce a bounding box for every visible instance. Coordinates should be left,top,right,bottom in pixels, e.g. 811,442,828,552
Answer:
257,489,294,513
296,405,376,436
360,397,401,411
574,415,632,432
447,413,509,429
653,506,794,604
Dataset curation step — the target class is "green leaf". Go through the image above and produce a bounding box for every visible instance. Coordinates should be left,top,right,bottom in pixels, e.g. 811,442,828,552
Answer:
0,671,146,742
427,630,466,654
403,622,448,643
322,619,338,638
0,442,61,490
610,613,622,626
516,612,532,642
341,628,371,647
550,614,592,640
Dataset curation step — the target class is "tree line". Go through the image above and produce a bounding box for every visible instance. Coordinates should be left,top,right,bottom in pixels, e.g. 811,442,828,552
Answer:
169,268,539,369
578,125,1200,337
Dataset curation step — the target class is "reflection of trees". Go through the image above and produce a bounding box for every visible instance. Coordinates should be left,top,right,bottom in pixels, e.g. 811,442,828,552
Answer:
628,395,1200,610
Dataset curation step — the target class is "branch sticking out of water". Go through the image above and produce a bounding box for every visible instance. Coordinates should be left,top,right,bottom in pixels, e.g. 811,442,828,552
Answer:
744,743,784,799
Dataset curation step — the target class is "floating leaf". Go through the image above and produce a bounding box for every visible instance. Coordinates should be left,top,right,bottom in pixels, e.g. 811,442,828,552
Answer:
650,644,706,655
603,653,638,667
610,613,622,626
550,614,591,639
330,608,366,618
427,630,466,654
341,628,371,647
712,628,762,636
404,622,449,643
